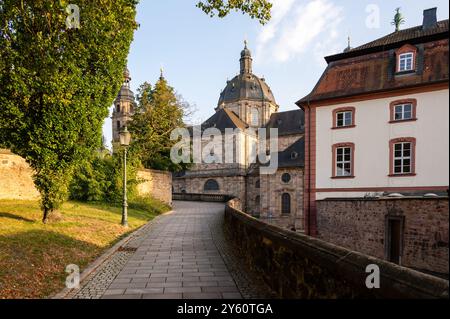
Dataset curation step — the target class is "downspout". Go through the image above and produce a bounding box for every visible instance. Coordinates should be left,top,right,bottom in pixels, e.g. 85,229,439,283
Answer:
307,99,312,236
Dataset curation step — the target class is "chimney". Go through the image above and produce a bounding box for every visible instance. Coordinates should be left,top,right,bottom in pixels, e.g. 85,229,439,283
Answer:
423,7,437,30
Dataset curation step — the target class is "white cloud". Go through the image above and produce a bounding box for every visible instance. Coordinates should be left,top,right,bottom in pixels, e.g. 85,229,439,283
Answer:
255,0,344,64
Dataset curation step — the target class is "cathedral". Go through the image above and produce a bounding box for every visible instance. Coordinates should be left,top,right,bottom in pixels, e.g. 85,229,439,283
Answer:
173,43,305,231
111,43,305,231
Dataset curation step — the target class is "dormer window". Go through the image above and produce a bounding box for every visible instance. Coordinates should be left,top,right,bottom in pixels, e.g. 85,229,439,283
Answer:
395,44,417,74
398,53,414,72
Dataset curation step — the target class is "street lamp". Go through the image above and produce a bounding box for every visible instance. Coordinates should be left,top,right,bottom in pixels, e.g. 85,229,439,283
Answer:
119,125,131,227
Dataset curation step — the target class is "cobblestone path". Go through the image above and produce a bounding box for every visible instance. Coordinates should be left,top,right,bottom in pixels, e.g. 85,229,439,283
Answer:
68,201,271,299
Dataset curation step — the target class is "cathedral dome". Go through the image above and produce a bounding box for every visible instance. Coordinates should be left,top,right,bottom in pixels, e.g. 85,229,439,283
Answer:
218,43,276,106
218,73,276,106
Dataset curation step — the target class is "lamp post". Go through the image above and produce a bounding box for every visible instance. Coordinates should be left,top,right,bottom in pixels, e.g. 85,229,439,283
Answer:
119,126,131,227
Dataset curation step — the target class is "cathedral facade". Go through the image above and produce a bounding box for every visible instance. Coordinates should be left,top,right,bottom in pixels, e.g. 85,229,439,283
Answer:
173,44,305,231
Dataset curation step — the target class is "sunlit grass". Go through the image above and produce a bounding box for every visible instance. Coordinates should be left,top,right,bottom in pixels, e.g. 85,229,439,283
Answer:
0,198,170,299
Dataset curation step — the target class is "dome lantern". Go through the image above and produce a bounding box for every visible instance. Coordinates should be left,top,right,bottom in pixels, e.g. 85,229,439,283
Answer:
240,40,252,74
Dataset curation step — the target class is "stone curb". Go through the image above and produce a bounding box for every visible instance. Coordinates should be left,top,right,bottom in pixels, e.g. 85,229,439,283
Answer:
52,211,174,299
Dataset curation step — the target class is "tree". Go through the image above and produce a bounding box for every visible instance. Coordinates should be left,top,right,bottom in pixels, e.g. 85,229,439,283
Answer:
197,0,272,25
0,0,270,224
69,151,140,203
130,74,192,172
0,0,138,222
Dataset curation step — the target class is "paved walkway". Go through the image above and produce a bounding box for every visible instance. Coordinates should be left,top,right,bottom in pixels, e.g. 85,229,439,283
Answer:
100,201,243,299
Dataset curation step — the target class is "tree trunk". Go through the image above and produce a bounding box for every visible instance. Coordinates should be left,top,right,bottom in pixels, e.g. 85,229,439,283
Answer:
42,208,50,224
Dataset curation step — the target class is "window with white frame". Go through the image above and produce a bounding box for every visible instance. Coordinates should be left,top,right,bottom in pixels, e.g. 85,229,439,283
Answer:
393,142,412,174
394,103,413,121
336,111,353,127
398,53,414,72
336,147,352,177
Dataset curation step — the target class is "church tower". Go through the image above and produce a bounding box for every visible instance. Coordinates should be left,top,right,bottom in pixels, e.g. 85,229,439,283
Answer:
112,67,136,152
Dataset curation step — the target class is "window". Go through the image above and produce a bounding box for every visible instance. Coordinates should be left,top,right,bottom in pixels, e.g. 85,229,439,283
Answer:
393,143,411,174
395,44,417,74
332,107,355,129
116,121,121,131
116,105,121,113
395,103,413,120
336,111,352,127
389,138,416,176
204,179,219,191
398,53,414,72
281,193,291,215
281,173,291,183
255,179,260,189
332,143,355,178
389,99,417,122
336,147,352,176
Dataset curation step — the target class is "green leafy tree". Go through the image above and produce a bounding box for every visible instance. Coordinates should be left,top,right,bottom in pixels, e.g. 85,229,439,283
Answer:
0,0,138,222
69,151,140,203
197,0,272,24
0,0,270,224
130,74,192,172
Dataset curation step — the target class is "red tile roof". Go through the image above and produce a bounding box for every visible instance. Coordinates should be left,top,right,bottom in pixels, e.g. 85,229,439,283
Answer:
297,20,449,105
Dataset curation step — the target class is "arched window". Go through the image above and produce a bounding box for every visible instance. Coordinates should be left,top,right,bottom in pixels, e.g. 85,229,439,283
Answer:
204,179,219,191
255,195,260,206
255,179,260,189
116,104,121,113
281,193,291,215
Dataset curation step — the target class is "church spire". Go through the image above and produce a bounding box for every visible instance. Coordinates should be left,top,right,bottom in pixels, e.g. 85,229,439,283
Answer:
240,40,252,74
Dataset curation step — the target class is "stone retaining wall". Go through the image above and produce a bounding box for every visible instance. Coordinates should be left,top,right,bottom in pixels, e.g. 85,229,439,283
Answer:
0,150,172,206
0,149,40,200
136,169,172,205
316,197,449,276
224,199,449,299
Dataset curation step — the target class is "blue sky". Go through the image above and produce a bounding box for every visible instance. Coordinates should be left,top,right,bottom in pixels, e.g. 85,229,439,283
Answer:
103,0,449,148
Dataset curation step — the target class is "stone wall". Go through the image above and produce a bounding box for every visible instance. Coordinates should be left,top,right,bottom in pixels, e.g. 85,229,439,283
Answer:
316,197,449,276
0,150,172,206
0,150,40,200
137,169,172,206
173,175,246,202
258,168,304,231
224,199,449,299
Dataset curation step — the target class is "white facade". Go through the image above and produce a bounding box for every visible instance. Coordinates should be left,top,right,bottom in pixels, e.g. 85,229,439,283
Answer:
315,89,449,200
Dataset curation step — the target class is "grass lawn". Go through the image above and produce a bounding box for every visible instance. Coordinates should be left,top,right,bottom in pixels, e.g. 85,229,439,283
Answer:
0,199,170,299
